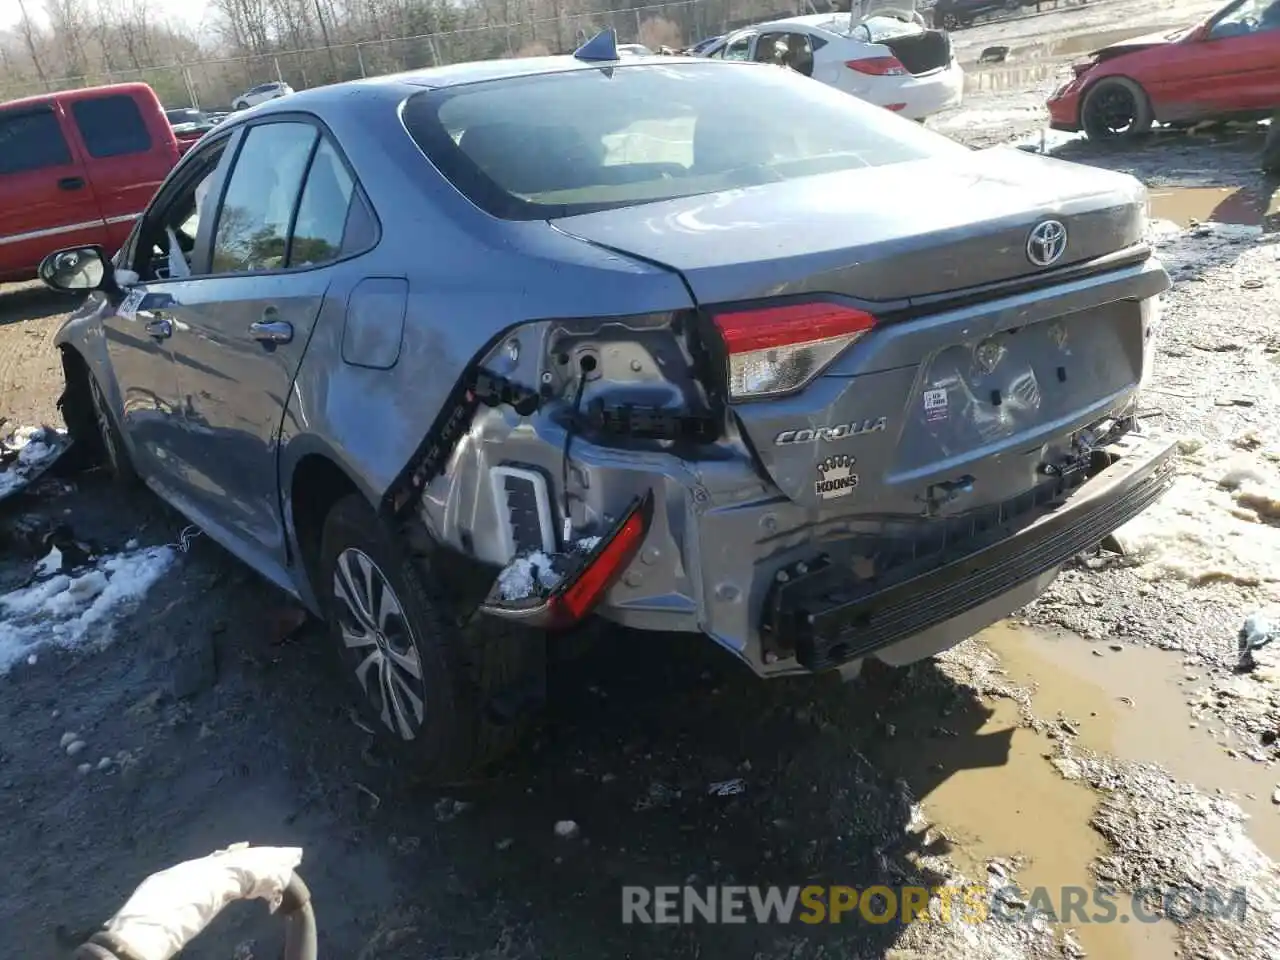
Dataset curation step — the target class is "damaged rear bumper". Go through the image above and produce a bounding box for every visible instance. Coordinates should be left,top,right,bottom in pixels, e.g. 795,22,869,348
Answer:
761,433,1177,672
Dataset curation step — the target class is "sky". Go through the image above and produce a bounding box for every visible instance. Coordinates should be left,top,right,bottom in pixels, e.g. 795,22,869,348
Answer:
0,0,213,34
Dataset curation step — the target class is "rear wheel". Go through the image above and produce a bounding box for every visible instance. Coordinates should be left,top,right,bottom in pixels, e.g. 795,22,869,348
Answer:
1263,113,1280,174
318,494,542,782
1081,77,1153,141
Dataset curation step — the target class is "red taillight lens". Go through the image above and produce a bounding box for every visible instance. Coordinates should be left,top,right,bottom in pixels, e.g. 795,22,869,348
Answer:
547,496,651,627
712,302,877,401
884,103,908,113
846,57,909,76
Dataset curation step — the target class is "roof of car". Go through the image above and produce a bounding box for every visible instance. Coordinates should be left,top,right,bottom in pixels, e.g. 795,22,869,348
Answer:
1,81,156,113
244,53,729,119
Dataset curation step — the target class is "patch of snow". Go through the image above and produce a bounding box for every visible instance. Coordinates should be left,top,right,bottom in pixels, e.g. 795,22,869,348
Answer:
0,426,66,499
34,546,62,578
708,778,746,797
1113,441,1280,596
572,536,601,553
0,545,176,675
495,550,561,601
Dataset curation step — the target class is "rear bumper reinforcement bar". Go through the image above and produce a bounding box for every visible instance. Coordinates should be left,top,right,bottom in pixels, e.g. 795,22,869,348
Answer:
765,435,1178,671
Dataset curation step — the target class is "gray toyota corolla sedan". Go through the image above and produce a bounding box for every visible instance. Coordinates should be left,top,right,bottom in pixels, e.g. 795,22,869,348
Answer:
39,32,1175,780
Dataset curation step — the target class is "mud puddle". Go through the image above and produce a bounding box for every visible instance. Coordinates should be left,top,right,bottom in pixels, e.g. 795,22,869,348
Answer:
963,24,1182,93
866,621,1261,958
1149,185,1280,228
986,624,1280,861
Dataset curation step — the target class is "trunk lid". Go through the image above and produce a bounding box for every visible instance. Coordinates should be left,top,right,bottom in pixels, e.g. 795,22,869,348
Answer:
553,148,1155,513
552,147,1147,307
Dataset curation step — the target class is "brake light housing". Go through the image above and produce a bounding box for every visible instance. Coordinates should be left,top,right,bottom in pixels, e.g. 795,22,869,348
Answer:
711,302,877,401
846,57,909,76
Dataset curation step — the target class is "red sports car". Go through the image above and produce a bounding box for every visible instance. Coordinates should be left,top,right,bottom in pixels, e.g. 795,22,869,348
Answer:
1046,0,1280,140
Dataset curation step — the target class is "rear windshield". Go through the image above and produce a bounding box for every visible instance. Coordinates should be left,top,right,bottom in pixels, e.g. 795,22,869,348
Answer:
402,61,967,220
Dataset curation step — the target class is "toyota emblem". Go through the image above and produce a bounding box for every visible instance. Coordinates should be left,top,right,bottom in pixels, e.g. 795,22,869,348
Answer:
1026,220,1068,267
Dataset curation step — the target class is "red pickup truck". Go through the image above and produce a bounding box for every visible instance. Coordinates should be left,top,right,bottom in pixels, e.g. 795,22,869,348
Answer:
0,82,179,284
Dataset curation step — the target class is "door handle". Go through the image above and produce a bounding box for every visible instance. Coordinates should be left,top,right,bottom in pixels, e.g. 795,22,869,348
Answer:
57,176,85,191
248,318,293,345
144,317,173,339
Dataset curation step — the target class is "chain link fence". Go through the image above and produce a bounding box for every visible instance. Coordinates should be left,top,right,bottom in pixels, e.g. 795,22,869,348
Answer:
3,0,817,109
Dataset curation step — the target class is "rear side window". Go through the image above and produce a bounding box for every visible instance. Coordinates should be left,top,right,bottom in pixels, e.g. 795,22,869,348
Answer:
72,94,152,158
210,121,317,273
289,138,356,267
402,61,967,221
0,107,73,175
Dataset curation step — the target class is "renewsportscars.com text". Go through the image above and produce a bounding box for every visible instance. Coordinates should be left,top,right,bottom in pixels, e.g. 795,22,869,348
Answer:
621,884,1250,926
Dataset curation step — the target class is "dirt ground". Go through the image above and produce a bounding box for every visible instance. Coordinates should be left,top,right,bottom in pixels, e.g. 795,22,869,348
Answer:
4,2,1280,958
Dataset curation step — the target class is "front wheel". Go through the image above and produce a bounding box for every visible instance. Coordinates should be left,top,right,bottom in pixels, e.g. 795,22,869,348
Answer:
1081,77,1154,141
84,368,139,486
318,494,543,782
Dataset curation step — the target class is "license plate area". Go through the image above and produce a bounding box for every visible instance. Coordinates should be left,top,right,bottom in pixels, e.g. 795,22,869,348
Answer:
895,301,1144,473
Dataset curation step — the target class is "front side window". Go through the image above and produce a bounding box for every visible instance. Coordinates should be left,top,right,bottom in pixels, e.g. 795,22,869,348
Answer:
133,139,230,282
210,121,317,274
72,94,152,159
402,61,967,221
721,34,753,60
0,107,73,175
1211,0,1280,36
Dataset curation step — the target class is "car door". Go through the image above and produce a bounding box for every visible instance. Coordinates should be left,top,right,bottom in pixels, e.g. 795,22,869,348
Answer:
64,88,178,254
164,118,361,577
752,31,822,79
102,133,236,484
1156,0,1280,117
0,103,107,281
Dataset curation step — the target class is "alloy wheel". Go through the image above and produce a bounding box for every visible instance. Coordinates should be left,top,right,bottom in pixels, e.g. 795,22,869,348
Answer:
88,376,121,474
332,547,426,740
1090,86,1139,137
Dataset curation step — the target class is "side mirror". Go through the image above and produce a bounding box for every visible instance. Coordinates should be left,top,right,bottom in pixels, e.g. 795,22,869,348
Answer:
1186,24,1211,42
38,245,113,293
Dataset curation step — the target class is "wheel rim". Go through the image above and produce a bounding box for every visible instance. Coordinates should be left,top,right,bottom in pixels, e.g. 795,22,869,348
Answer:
89,376,121,473
332,547,425,740
1090,86,1139,136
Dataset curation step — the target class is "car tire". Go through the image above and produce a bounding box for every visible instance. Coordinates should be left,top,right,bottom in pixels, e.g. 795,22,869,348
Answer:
232,101,247,111
1081,76,1153,141
318,493,542,783
1263,113,1280,175
82,368,139,487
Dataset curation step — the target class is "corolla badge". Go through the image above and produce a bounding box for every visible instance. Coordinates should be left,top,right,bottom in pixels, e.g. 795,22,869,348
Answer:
1026,220,1068,267
774,417,888,446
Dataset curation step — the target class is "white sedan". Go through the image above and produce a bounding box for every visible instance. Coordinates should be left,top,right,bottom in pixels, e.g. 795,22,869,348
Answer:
701,9,964,121
231,81,296,111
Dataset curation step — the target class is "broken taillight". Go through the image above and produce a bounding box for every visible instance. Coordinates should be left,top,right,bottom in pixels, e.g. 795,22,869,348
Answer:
846,57,909,76
539,493,653,629
711,302,878,401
